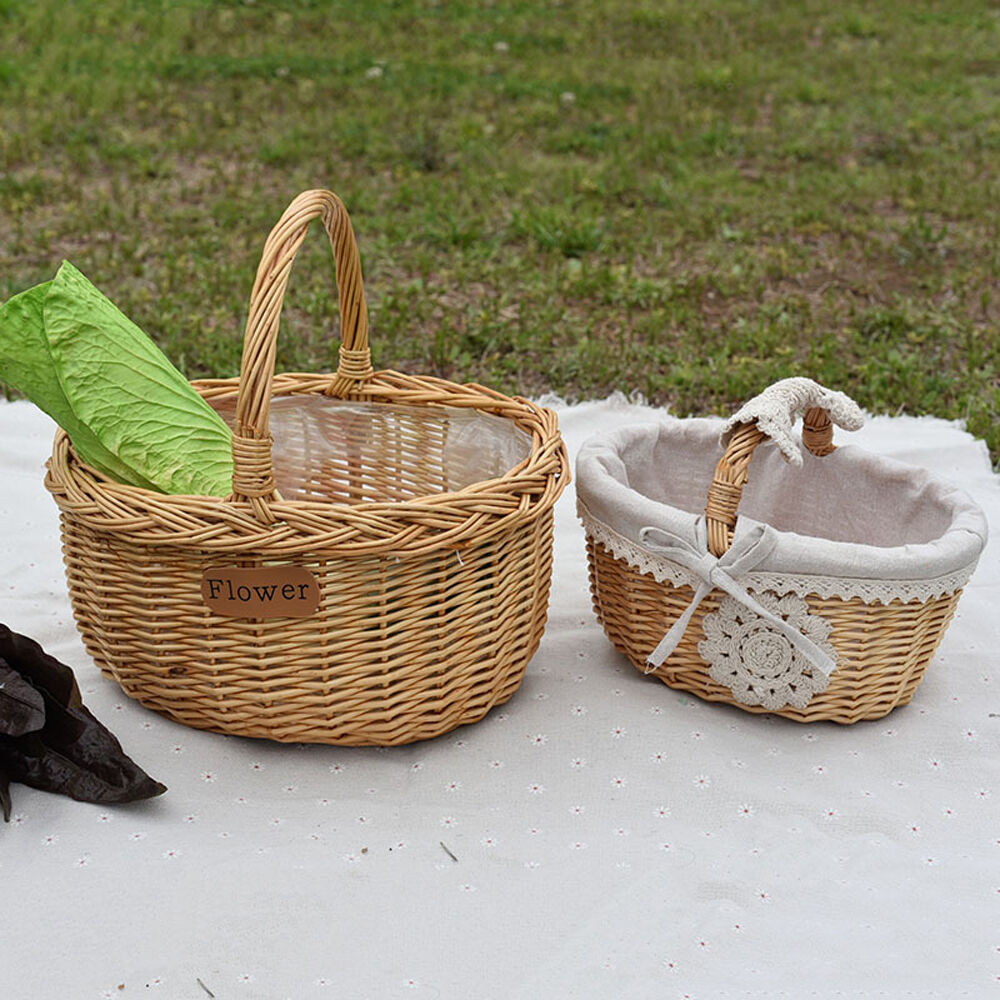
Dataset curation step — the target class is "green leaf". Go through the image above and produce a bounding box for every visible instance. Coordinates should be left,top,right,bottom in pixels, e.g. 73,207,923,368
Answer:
0,283,159,489
43,261,234,497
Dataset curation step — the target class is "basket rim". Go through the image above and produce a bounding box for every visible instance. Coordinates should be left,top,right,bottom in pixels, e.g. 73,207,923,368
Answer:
575,417,987,585
45,369,570,556
579,498,979,606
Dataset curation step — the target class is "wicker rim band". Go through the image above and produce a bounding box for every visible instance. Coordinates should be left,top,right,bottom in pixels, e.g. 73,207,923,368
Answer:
232,189,371,514
706,405,835,557
45,372,570,556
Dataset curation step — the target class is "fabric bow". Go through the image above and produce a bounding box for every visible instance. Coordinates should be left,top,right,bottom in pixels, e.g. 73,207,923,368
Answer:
640,521,837,678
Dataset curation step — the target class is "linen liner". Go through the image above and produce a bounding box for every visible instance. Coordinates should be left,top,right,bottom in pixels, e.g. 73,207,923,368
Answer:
575,417,987,604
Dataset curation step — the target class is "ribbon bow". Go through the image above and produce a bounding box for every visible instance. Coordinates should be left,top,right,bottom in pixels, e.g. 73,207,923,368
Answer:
640,522,836,678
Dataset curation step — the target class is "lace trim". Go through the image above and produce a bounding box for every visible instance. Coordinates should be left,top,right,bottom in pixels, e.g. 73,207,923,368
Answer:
578,502,975,605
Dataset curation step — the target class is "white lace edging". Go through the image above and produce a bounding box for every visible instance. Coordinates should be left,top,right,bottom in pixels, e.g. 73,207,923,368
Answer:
578,502,976,605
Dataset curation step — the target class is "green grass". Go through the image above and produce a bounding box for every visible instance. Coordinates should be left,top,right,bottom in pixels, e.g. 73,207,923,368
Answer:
1,0,998,462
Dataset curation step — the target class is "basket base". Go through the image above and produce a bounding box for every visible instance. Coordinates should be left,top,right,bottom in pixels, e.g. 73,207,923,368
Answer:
93,661,526,745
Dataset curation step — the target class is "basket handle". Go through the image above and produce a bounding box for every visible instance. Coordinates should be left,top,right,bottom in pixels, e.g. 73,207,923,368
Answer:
229,189,372,520
705,378,865,557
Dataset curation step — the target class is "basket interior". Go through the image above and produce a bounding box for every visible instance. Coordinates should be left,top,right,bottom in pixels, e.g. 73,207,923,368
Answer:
618,421,959,548
209,394,532,504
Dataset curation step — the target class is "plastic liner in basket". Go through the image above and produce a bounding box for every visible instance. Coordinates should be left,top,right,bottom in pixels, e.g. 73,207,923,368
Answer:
45,189,569,746
208,395,532,503
576,378,988,724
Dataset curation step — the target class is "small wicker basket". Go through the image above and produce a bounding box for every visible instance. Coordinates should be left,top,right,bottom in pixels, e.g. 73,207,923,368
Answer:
45,189,569,745
577,379,987,724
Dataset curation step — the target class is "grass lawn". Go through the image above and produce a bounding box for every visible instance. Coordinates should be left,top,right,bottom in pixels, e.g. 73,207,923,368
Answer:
1,0,998,461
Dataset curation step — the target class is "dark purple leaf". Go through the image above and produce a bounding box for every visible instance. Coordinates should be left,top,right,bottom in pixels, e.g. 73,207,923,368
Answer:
0,765,10,822
0,661,45,736
0,624,166,817
0,624,81,708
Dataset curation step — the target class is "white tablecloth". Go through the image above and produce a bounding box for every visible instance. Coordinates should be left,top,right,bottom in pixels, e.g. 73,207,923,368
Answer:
2,396,997,999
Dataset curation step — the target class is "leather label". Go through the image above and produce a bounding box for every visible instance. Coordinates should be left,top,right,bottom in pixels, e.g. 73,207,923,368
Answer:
201,566,320,618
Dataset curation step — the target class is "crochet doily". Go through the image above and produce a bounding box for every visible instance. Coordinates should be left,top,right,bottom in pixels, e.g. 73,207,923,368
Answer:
698,591,835,710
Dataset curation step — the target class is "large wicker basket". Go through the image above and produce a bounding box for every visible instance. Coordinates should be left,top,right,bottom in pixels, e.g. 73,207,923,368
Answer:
577,379,987,724
45,189,569,745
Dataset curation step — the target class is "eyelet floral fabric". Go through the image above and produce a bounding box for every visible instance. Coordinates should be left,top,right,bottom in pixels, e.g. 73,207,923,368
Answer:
699,591,835,710
4,399,999,997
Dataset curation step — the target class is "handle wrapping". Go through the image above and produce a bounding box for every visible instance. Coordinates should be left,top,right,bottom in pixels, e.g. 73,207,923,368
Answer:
705,379,864,556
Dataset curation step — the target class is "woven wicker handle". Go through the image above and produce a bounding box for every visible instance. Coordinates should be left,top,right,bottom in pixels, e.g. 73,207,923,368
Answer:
230,189,372,517
705,379,865,556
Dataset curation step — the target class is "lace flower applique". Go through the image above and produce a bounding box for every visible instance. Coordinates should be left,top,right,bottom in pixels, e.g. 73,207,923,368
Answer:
698,591,835,711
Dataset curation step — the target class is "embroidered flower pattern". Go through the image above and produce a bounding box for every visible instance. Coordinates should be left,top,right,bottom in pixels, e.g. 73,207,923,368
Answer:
699,591,835,710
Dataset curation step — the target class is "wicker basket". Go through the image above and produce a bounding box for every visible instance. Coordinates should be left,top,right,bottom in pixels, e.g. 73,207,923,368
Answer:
577,379,987,724
45,189,569,745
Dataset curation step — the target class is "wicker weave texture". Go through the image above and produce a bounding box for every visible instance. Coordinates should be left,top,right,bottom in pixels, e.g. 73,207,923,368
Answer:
62,512,552,744
45,189,569,744
586,538,961,724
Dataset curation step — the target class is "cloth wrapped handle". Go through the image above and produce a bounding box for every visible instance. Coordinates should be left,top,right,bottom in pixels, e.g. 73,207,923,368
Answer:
229,189,373,522
705,378,865,557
